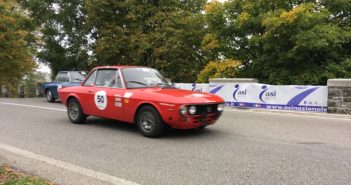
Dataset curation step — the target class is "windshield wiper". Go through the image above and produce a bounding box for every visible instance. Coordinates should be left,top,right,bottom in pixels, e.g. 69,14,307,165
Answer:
149,82,167,86
72,78,83,82
126,80,149,86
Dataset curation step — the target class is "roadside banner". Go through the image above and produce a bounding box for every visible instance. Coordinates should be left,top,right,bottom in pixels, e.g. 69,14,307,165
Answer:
209,83,328,112
174,83,209,92
175,83,328,112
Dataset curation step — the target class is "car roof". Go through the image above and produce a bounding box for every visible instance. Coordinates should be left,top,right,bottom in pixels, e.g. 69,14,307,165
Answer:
58,71,84,73
91,65,148,70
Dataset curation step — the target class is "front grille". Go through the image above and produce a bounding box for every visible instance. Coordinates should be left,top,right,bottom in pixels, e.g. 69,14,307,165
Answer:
192,113,218,124
192,104,218,115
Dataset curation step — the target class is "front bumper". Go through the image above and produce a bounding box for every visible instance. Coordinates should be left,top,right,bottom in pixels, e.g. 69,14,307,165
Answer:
166,112,222,129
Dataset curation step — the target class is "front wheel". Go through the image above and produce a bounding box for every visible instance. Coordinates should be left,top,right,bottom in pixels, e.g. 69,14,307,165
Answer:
136,105,165,138
46,89,55,103
198,125,207,130
67,98,87,124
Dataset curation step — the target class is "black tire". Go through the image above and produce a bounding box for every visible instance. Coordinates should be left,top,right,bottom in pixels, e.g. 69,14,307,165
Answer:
136,105,165,138
198,125,207,130
46,89,55,103
67,98,87,124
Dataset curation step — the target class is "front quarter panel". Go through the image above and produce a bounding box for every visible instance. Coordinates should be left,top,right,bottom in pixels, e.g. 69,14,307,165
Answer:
121,89,224,128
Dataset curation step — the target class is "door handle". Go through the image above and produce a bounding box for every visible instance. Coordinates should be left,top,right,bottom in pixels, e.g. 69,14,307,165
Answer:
88,90,95,93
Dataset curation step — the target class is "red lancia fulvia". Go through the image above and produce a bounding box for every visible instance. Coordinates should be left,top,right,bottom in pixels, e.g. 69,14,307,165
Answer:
58,66,225,138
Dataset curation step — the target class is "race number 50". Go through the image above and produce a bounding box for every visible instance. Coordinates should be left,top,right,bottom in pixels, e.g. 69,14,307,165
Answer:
97,95,104,103
94,91,107,110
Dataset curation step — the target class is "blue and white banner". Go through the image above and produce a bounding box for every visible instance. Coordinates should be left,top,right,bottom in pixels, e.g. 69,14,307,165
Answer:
209,83,328,112
175,83,328,112
174,83,209,92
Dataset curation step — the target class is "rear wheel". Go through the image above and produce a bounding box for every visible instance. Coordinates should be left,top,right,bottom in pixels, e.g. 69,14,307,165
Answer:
67,98,86,124
46,89,55,103
136,105,165,138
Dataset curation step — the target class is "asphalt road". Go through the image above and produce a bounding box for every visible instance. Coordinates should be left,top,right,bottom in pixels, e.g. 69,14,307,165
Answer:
0,98,351,185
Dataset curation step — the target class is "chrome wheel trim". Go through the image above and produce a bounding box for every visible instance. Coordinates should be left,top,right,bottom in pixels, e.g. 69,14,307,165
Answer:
68,102,80,120
46,90,52,101
140,111,155,133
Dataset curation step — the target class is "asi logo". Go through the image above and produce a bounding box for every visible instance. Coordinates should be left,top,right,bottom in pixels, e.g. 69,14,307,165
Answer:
191,83,202,92
233,84,247,101
259,85,277,103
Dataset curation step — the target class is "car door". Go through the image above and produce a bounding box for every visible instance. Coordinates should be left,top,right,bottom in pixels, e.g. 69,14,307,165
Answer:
53,72,68,98
83,69,125,120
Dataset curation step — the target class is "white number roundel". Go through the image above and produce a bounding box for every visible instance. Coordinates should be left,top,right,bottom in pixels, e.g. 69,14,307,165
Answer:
94,90,107,110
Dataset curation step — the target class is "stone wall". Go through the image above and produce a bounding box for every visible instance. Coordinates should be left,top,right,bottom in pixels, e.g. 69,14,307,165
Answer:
327,79,351,114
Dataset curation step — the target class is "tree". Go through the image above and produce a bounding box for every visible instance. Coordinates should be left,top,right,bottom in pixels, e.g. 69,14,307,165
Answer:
85,0,208,82
20,0,91,77
197,59,241,83
204,0,351,85
0,0,36,84
22,71,48,97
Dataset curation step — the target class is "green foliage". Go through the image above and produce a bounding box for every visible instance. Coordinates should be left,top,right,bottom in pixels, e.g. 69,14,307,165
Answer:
0,0,36,84
4,177,47,185
205,0,351,85
22,71,48,97
21,0,209,82
20,0,91,77
0,165,50,185
197,59,241,83
16,0,351,84
85,0,208,82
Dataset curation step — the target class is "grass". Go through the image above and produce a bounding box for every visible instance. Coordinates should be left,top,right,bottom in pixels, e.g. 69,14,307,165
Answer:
0,165,54,185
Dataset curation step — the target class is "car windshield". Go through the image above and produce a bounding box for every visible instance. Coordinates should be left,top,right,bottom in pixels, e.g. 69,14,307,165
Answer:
70,71,86,82
122,67,170,88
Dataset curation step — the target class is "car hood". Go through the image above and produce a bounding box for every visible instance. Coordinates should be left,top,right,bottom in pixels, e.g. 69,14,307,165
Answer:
134,88,224,104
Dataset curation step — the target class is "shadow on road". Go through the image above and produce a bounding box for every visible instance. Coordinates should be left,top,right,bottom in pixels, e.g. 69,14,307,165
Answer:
84,117,139,134
82,116,224,139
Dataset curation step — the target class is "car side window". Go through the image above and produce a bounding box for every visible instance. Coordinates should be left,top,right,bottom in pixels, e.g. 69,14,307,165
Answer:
95,69,118,87
61,72,69,82
54,73,61,82
83,70,97,86
57,73,64,82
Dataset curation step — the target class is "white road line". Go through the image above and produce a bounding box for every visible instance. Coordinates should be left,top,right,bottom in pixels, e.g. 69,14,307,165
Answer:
225,108,351,121
1,101,349,121
0,102,66,112
0,142,139,185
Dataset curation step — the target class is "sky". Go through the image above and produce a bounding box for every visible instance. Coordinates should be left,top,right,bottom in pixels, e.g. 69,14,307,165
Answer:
37,62,51,74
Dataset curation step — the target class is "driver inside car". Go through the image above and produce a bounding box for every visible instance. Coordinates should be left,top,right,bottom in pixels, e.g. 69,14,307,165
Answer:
104,72,116,87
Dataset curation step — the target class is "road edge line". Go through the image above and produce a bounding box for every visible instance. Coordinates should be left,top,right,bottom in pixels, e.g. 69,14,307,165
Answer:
0,142,139,185
0,102,66,112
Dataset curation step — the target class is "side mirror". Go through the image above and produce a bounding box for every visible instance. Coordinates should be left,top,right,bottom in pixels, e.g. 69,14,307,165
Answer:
165,78,172,85
81,71,87,76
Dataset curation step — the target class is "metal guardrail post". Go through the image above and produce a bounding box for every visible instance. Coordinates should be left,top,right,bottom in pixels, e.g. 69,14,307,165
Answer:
18,85,24,98
36,83,43,97
3,86,9,98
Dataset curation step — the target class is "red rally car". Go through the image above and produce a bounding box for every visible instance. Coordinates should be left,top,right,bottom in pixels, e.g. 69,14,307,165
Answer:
58,66,225,137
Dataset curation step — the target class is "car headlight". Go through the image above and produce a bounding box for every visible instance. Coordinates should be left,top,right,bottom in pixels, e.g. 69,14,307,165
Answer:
189,106,196,115
179,106,187,115
217,103,225,112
